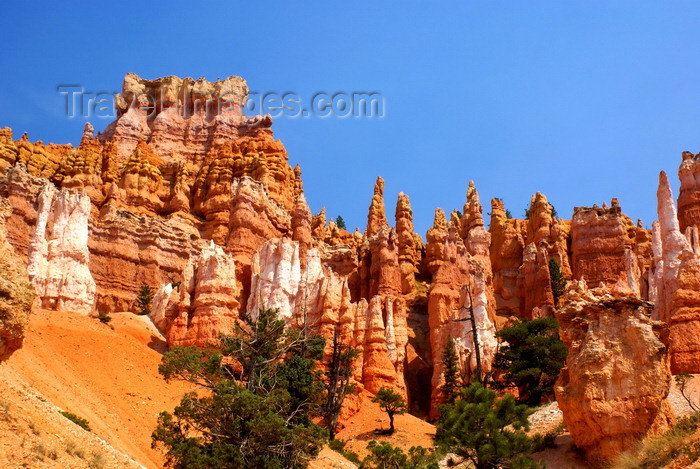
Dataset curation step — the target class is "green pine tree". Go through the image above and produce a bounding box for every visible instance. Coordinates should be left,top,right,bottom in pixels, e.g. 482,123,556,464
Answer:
152,308,327,468
323,327,358,440
335,215,347,230
435,382,541,469
548,258,567,305
440,335,461,407
136,284,154,315
494,317,568,406
372,387,407,435
360,441,438,469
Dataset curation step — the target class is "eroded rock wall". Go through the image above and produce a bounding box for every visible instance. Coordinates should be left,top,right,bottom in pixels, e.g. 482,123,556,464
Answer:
27,185,95,315
651,171,700,373
426,213,497,418
571,199,645,296
0,196,34,360
554,281,673,466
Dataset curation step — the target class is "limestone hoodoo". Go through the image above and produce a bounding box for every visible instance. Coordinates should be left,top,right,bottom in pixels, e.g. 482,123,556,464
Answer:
489,198,525,316
426,208,497,418
651,171,700,373
555,281,673,466
570,199,646,296
678,150,700,232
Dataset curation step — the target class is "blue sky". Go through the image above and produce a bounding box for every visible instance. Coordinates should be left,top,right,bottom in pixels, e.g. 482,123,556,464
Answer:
2,1,700,236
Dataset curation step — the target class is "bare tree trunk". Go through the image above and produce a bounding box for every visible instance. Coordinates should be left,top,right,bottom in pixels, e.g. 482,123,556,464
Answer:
466,284,482,385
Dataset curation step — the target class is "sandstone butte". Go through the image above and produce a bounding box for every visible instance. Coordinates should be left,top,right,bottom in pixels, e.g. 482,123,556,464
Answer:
2,73,700,466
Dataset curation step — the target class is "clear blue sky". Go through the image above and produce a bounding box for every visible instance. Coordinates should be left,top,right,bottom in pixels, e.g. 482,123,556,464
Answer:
2,1,700,237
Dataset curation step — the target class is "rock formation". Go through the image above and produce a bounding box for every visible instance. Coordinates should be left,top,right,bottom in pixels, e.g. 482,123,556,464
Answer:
489,198,525,316
427,213,497,417
678,151,700,232
571,199,644,295
395,192,419,294
365,177,388,237
651,171,700,373
459,182,496,323
88,210,198,313
555,281,673,466
247,237,320,323
167,242,240,347
0,196,34,360
291,193,313,266
103,73,248,163
0,165,49,257
9,71,700,430
513,192,571,318
0,128,18,170
27,185,95,314
516,241,555,319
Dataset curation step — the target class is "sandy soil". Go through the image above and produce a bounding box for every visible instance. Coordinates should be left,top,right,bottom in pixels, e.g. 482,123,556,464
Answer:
0,309,193,469
335,389,437,459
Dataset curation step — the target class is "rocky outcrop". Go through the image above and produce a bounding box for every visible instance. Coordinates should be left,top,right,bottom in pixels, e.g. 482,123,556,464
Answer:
0,128,18,170
245,236,408,398
489,198,525,316
108,141,165,216
571,199,644,295
395,192,419,294
225,177,292,295
367,229,401,298
355,295,408,396
554,281,673,466
27,185,95,314
365,177,388,237
651,171,700,373
55,123,105,208
102,73,248,163
14,133,70,180
0,196,34,360
166,242,240,347
291,193,313,266
678,151,700,232
427,216,497,417
0,165,49,257
514,192,572,318
88,211,198,313
247,238,323,324
425,208,448,275
459,182,496,323
516,241,555,319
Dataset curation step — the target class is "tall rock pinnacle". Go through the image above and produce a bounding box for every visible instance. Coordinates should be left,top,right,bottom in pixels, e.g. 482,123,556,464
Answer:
365,176,388,237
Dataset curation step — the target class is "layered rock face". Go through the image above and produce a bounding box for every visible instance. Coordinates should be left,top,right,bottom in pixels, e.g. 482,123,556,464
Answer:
166,242,240,347
555,281,673,466
650,171,700,373
10,71,700,429
426,205,497,418
488,191,654,321
245,236,409,398
102,73,248,163
1,74,302,319
88,210,198,313
395,192,420,294
27,185,95,314
0,196,34,360
516,241,555,319
571,199,647,296
514,192,567,318
678,151,700,232
0,165,50,258
489,198,525,316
